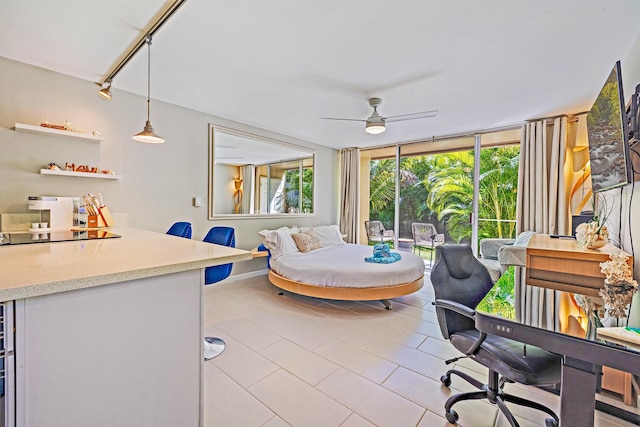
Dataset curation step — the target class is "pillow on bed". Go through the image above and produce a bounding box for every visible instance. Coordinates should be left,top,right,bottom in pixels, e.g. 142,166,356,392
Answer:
291,229,322,253
300,225,345,247
258,227,300,259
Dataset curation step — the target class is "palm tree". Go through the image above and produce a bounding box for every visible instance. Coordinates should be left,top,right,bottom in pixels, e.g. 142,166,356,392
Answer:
369,145,520,244
424,151,474,243
477,146,519,239
369,159,396,223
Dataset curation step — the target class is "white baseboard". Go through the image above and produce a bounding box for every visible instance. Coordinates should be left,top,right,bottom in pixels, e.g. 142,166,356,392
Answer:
226,269,268,282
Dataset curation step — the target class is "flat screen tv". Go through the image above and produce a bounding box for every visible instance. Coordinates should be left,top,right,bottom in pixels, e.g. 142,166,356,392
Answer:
586,61,632,193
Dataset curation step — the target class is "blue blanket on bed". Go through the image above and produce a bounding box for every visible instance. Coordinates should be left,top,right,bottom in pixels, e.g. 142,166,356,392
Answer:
364,243,402,264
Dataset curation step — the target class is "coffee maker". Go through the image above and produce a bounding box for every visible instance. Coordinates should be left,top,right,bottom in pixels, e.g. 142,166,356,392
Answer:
27,196,76,230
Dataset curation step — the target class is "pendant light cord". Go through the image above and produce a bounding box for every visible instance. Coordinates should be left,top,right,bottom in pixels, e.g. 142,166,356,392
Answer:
146,35,152,122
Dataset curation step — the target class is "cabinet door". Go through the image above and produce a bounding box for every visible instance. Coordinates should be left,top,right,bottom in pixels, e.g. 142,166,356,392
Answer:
15,270,203,427
0,302,15,427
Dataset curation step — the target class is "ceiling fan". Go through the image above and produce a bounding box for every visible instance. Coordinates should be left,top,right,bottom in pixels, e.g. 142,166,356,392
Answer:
320,97,439,134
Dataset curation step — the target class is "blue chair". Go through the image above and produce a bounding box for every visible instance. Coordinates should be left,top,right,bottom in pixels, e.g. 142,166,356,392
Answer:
202,226,235,360
166,221,192,238
204,226,235,284
257,243,271,269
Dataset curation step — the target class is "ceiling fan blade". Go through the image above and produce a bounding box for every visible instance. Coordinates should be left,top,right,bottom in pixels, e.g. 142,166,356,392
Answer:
385,110,439,122
319,117,367,122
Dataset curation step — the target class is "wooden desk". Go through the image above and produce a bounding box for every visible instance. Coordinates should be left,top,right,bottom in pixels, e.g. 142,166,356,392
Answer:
526,234,637,408
526,234,633,297
477,311,640,426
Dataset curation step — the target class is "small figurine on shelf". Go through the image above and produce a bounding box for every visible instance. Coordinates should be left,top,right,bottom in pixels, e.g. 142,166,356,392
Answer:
46,162,61,170
63,121,85,134
40,119,65,130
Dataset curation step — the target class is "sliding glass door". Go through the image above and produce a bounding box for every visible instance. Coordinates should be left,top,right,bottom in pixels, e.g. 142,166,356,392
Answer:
361,128,521,259
398,138,475,261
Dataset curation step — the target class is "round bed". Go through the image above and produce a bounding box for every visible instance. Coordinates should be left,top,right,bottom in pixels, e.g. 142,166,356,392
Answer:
259,226,425,309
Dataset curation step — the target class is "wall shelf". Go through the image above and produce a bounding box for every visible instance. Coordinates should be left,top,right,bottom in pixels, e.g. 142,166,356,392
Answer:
15,123,103,143
40,169,122,180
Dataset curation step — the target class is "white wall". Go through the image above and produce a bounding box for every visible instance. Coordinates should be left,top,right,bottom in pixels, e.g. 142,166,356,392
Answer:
0,57,339,274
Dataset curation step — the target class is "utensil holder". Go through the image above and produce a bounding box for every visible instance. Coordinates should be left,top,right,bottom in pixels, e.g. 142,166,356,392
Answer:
98,206,113,227
87,206,113,228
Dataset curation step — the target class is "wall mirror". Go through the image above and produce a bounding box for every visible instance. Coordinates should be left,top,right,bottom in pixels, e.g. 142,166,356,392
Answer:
209,125,315,218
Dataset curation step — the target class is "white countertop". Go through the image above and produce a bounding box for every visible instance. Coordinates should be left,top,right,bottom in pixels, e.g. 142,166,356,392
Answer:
0,227,252,302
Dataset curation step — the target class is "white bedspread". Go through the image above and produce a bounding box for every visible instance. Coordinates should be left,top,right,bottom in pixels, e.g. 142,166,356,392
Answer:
271,244,425,288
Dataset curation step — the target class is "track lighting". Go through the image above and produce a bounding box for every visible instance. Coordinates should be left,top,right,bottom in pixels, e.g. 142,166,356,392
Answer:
98,80,112,100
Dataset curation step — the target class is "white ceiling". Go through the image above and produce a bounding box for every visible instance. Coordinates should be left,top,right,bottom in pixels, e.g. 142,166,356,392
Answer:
3,0,640,150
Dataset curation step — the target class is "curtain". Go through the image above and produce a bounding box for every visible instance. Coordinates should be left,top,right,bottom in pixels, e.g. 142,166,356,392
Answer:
515,117,573,329
339,148,360,243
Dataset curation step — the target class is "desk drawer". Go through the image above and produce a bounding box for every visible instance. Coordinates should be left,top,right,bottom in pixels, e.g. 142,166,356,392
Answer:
528,255,604,278
527,254,605,296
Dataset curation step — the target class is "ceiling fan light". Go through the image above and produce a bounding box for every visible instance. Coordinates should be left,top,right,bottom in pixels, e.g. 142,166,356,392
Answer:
133,120,164,143
366,124,386,134
366,116,386,134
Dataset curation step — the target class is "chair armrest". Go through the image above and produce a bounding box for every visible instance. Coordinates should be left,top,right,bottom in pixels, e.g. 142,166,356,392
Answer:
433,299,487,357
433,299,475,319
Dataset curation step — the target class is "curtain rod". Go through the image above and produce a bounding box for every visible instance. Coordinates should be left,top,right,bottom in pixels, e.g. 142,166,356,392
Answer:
364,109,592,153
97,0,188,86
361,122,523,152
526,110,589,123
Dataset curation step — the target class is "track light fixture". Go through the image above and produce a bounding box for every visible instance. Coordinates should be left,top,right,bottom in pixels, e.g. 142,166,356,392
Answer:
98,80,112,100
96,0,187,103
132,35,164,144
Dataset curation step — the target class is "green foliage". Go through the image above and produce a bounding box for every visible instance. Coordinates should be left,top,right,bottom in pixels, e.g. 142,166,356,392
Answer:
368,145,520,316
477,266,516,319
369,159,396,227
369,145,520,243
287,167,314,213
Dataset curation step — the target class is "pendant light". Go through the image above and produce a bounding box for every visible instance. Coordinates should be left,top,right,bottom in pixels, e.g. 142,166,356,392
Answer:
133,35,164,144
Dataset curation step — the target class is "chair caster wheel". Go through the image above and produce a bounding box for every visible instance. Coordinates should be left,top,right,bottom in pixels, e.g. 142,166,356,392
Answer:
545,418,558,427
440,374,451,387
445,409,459,424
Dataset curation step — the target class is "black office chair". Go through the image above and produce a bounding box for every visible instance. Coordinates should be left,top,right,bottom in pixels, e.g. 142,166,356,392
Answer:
431,245,561,427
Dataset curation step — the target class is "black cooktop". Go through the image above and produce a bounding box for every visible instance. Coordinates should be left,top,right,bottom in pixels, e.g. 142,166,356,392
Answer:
0,230,121,246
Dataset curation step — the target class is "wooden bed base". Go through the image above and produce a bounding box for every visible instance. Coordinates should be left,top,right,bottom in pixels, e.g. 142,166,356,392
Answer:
267,269,424,309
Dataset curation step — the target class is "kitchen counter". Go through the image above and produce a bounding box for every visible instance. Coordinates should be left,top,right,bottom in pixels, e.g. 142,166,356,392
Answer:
0,227,252,301
0,227,252,427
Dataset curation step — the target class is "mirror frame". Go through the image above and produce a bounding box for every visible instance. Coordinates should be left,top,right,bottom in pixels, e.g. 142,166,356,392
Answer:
208,124,316,219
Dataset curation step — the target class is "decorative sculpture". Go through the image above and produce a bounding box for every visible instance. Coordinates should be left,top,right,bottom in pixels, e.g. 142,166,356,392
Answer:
233,178,243,214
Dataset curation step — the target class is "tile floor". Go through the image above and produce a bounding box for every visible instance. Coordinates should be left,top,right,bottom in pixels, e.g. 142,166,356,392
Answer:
202,271,638,427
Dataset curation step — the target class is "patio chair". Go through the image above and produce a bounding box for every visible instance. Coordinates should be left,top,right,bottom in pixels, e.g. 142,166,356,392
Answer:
365,220,395,246
411,222,445,264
